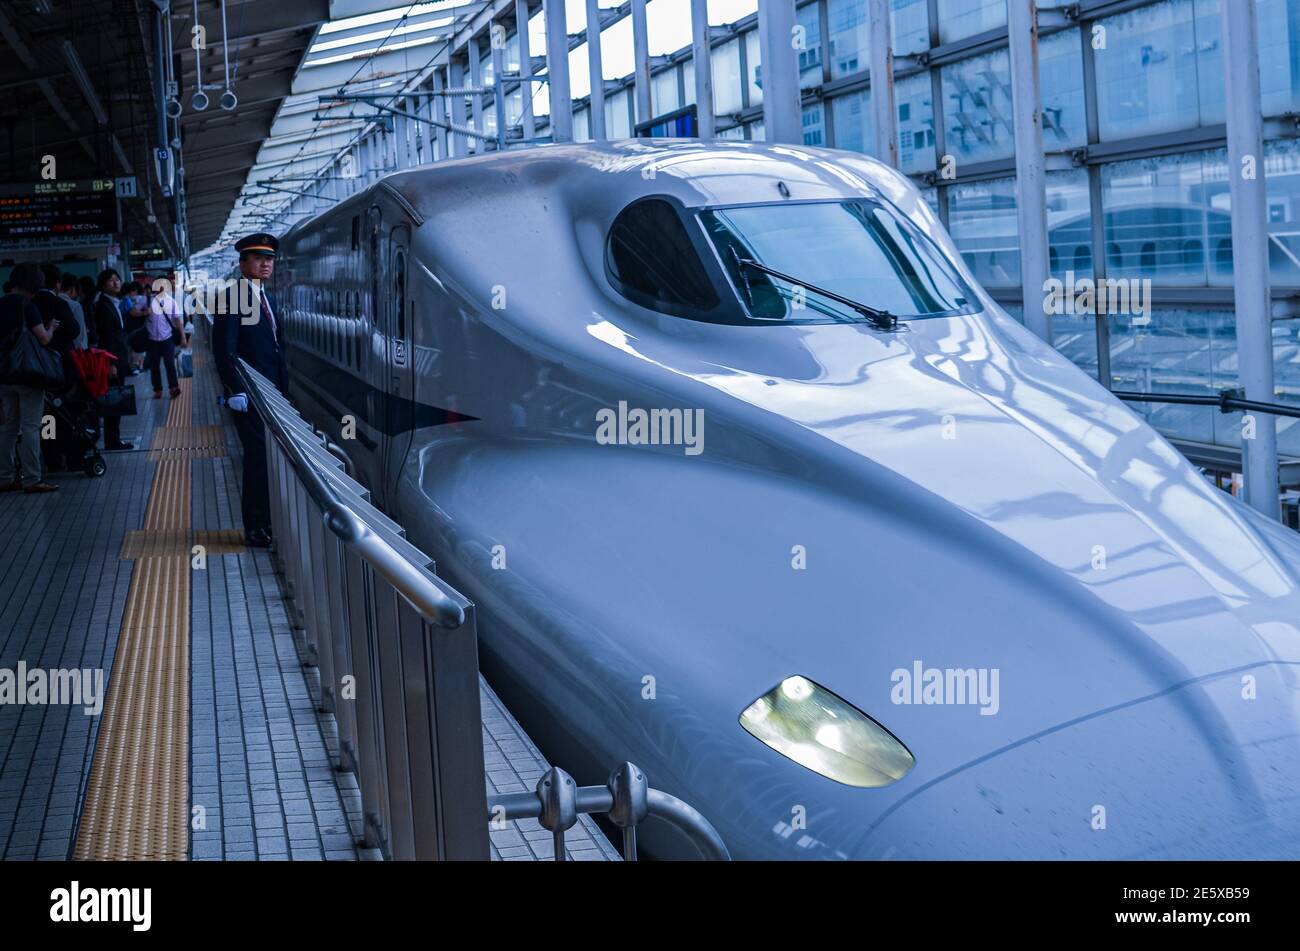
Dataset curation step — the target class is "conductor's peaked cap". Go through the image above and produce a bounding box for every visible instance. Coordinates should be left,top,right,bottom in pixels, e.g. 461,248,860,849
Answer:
234,232,278,257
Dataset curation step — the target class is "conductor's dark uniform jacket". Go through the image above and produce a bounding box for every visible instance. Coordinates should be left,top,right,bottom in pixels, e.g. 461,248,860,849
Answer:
212,281,286,535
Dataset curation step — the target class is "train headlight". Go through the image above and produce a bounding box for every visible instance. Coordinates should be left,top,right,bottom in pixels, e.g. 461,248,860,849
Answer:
740,675,914,788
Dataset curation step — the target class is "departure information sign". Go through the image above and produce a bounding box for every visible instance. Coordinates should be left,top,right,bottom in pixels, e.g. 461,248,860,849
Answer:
0,179,118,240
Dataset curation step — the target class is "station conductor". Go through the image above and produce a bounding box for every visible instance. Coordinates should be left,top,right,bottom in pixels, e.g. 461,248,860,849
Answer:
213,232,288,548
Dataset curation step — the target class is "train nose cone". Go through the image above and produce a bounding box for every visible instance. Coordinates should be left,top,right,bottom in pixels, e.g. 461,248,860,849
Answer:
851,661,1300,859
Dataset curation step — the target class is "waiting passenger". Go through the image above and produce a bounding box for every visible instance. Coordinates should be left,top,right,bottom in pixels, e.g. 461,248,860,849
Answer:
58,272,89,349
120,282,148,375
34,264,82,358
144,276,183,399
77,276,97,346
93,269,134,452
0,263,59,493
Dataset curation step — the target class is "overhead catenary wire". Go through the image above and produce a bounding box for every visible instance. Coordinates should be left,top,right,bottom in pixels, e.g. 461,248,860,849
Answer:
209,2,491,255
256,2,484,227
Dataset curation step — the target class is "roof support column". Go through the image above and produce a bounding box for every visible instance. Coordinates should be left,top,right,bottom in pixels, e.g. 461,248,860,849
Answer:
516,0,536,141
469,37,485,153
431,70,448,160
631,0,651,126
1223,0,1280,518
757,0,801,144
690,0,714,139
543,0,573,142
1007,0,1051,344
394,107,409,169
449,57,469,157
868,0,897,166
491,23,508,149
362,135,375,182
586,0,606,140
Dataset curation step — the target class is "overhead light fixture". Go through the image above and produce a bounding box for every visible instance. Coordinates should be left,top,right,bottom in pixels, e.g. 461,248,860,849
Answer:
218,0,237,111
61,40,108,125
191,0,205,112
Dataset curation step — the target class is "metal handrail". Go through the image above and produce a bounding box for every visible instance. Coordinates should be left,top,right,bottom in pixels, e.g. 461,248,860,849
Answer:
1113,387,1300,420
488,763,731,862
234,359,466,628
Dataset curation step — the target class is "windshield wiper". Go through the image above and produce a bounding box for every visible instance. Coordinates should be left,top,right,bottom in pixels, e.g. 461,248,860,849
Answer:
735,255,899,331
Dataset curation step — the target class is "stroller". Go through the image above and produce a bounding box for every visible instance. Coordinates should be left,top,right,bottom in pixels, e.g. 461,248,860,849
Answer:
44,348,116,478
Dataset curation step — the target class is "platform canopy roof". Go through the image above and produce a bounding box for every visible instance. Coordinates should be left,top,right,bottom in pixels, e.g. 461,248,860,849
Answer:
204,0,491,257
0,0,495,263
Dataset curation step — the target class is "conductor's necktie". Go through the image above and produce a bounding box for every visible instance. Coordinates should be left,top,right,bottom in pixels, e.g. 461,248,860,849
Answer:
260,292,276,341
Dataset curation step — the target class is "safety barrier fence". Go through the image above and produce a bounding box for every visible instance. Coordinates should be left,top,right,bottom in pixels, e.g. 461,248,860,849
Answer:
234,359,729,861
238,359,486,860
1113,388,1300,419
489,763,731,862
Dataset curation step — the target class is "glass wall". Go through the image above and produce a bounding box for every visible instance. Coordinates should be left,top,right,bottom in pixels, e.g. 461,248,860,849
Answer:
941,48,1015,164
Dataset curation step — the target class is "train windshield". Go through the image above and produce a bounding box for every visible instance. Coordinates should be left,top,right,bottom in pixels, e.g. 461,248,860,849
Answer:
701,200,980,323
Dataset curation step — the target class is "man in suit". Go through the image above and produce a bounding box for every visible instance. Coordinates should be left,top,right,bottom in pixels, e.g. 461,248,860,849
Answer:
213,232,287,548
93,268,134,451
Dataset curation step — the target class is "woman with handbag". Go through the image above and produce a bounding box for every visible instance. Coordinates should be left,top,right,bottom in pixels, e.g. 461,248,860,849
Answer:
0,263,59,493
93,269,134,452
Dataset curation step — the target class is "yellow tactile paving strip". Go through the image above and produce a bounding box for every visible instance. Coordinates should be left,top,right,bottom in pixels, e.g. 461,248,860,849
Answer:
119,528,246,560
75,377,198,860
147,426,227,458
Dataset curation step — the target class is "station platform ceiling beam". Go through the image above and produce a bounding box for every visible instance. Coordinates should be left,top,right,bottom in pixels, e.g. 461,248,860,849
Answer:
175,0,333,249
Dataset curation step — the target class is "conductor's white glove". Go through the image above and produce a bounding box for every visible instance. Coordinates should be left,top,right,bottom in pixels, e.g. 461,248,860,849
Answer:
227,393,249,413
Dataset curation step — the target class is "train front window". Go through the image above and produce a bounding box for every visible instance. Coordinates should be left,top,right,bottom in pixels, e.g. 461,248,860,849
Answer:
701,200,979,323
606,197,720,315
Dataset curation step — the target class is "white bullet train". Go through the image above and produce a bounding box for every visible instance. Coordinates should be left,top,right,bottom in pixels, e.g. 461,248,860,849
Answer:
274,140,1300,860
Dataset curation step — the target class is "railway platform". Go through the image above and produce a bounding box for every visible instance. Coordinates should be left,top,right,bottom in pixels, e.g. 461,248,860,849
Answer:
0,332,618,862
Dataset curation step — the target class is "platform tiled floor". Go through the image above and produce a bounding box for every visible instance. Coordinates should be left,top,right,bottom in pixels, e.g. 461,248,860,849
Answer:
188,355,361,860
0,334,617,862
0,369,155,860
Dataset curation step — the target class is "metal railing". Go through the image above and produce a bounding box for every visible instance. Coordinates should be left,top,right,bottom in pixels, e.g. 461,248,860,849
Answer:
1113,388,1300,419
237,359,488,860
235,359,730,862
489,763,731,862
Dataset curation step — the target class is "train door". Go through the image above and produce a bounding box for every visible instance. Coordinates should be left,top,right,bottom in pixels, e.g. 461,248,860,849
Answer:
382,223,414,510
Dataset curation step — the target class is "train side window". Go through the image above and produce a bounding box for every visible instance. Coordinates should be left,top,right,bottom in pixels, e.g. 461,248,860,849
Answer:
351,216,360,251
606,197,720,315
